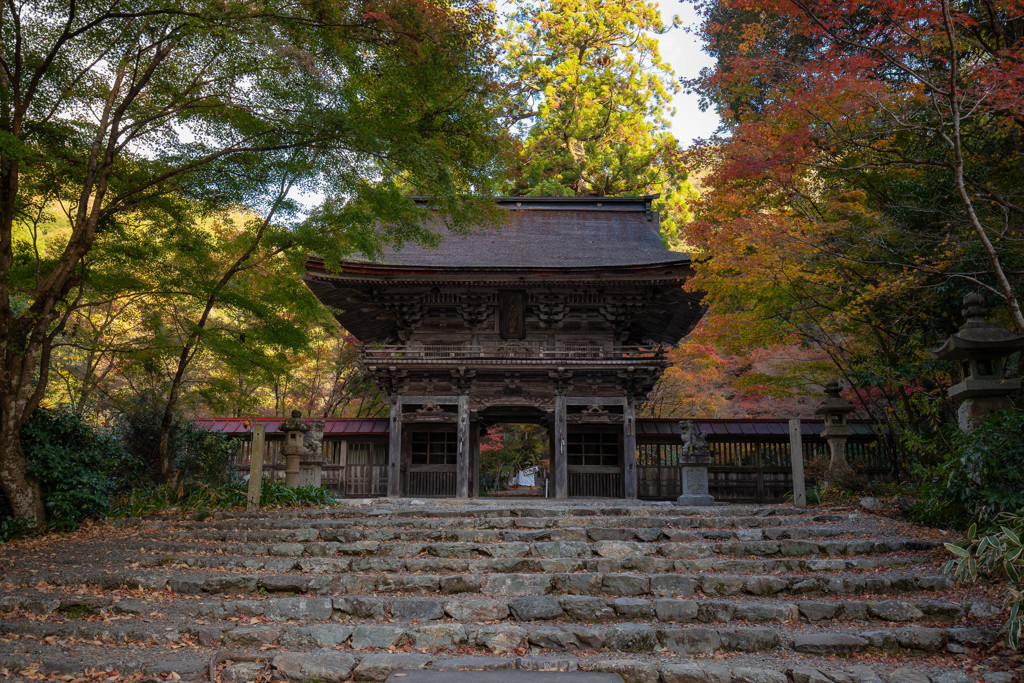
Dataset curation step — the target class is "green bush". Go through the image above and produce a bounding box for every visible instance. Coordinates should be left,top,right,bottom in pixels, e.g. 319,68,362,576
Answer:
15,407,130,532
110,478,336,517
945,512,1024,648
910,410,1024,529
116,408,237,488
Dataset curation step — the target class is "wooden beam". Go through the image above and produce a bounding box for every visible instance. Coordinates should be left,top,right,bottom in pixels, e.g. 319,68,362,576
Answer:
623,397,637,499
402,396,459,404
388,398,402,497
554,393,567,499
457,394,470,498
565,396,626,406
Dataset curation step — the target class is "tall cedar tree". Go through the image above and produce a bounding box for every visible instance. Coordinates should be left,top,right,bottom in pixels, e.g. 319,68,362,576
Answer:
502,0,696,244
0,0,506,526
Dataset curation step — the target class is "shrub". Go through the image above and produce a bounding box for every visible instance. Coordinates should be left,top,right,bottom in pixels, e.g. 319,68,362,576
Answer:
945,512,1024,648
910,410,1024,529
116,408,237,488
110,478,336,517
16,407,130,532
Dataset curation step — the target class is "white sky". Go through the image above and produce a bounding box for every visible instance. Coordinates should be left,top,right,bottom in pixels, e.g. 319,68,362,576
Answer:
656,0,721,145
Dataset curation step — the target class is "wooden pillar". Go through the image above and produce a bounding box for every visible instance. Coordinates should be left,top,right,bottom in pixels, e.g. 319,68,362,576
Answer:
554,393,568,499
246,424,266,512
457,394,470,498
623,397,638,499
388,397,402,497
470,422,481,498
789,418,806,509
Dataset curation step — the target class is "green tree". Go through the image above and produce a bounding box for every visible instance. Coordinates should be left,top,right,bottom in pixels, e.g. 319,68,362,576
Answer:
1,0,506,526
502,0,696,243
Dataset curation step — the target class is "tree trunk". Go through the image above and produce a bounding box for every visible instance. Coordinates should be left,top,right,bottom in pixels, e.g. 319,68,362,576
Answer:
0,401,46,526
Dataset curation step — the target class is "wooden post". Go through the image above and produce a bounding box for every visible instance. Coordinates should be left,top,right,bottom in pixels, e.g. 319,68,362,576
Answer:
623,397,637,499
789,418,806,509
456,394,470,498
246,424,266,512
554,393,567,499
470,422,480,499
388,397,402,497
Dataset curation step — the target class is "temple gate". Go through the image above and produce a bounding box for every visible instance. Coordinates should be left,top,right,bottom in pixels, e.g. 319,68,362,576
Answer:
303,196,704,498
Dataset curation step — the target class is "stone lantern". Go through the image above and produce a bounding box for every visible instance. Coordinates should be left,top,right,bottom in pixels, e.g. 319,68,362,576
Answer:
675,420,715,506
933,293,1024,431
815,381,856,485
279,410,309,487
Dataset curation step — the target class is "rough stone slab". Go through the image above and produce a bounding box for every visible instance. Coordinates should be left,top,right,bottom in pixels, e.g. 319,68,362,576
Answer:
280,623,354,649
410,623,468,649
792,632,868,654
355,653,432,681
732,668,788,683
351,624,405,649
661,664,732,683
589,658,657,683
444,598,510,622
429,656,514,671
273,651,357,683
391,599,444,621
510,595,564,621
387,672,623,682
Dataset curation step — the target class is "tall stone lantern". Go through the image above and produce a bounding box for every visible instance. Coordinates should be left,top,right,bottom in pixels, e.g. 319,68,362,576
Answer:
815,381,856,485
933,293,1024,431
279,410,309,487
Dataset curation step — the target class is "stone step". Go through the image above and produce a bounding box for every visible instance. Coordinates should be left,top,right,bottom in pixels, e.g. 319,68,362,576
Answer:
13,568,957,598
158,503,817,523
0,617,996,657
139,549,925,575
187,593,978,625
166,522,854,544
2,641,1008,683
165,510,834,532
152,537,934,563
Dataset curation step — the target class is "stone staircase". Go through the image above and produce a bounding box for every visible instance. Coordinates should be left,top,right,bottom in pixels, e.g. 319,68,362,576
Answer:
0,500,1014,683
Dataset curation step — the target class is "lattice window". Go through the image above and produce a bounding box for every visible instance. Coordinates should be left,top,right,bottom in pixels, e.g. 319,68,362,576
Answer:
411,431,457,466
567,432,619,467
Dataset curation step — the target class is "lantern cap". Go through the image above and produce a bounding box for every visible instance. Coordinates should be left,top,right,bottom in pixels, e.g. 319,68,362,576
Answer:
815,380,855,416
279,410,310,433
933,293,1024,360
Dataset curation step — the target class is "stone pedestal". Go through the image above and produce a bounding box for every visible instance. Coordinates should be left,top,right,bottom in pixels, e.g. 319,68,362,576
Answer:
285,455,302,487
298,418,326,487
821,428,854,485
675,420,715,507
957,395,1016,432
677,464,715,506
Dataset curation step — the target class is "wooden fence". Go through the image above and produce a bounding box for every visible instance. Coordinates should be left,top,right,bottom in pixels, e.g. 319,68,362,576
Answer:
223,419,890,503
636,422,889,503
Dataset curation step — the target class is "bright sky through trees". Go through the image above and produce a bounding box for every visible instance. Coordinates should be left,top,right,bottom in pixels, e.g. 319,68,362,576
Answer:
656,0,720,145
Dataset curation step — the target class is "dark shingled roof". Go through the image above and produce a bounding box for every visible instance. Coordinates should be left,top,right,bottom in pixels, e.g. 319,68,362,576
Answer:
341,197,689,270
